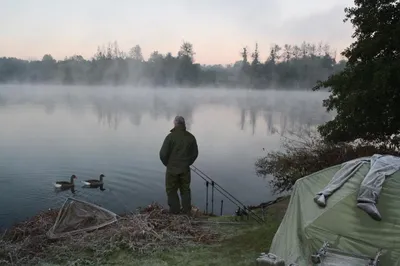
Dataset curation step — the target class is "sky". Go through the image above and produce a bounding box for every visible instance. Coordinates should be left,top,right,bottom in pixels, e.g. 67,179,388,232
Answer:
0,0,355,64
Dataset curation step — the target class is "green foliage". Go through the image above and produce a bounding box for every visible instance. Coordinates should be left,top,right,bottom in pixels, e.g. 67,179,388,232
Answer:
314,0,400,143
255,131,400,193
0,40,345,89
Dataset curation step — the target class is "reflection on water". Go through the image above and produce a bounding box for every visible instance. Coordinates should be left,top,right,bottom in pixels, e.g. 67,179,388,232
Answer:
54,186,76,194
0,85,333,228
82,183,106,191
0,86,332,135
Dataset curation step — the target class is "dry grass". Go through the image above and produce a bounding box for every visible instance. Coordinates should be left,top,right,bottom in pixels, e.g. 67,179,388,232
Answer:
0,203,220,266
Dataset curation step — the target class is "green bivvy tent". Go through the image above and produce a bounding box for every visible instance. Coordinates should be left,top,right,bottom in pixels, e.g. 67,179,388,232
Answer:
269,162,400,265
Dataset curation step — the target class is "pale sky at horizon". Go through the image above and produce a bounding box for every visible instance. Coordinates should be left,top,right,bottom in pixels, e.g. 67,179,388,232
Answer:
1,0,355,64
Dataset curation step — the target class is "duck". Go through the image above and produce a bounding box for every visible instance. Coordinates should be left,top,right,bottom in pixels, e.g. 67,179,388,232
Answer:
82,174,105,187
54,175,77,189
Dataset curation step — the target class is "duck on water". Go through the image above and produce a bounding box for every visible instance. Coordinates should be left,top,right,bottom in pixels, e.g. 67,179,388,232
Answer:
53,175,77,189
82,174,105,187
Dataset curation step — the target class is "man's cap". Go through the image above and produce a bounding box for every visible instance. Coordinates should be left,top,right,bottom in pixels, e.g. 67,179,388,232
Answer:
174,116,185,125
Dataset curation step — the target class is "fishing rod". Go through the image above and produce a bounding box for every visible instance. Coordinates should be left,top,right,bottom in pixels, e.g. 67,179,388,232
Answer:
190,165,264,224
205,181,209,214
211,181,215,215
193,167,263,224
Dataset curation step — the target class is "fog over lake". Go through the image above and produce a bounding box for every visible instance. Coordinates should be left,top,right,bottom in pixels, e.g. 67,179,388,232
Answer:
0,85,333,228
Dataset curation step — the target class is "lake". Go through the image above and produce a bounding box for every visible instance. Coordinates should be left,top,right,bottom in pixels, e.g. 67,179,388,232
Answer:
0,85,333,228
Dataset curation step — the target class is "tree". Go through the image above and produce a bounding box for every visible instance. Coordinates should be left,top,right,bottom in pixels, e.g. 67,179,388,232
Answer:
241,47,248,64
42,54,56,63
283,44,292,61
250,43,263,88
129,45,144,61
0,40,344,88
176,41,198,85
251,43,260,65
41,54,57,82
94,46,106,60
147,51,165,86
63,65,74,84
239,47,251,86
240,47,250,73
148,51,163,63
314,0,400,143
268,44,281,64
178,41,195,62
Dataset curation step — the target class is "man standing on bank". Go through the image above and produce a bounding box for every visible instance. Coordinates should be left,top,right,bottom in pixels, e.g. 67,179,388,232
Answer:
159,116,199,214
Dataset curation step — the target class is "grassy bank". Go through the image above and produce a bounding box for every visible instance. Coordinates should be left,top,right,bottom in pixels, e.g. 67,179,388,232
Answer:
107,198,289,266
0,199,289,266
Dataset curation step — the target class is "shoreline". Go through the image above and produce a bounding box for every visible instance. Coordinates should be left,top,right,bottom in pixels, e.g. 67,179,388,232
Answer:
1,195,288,233
0,198,290,265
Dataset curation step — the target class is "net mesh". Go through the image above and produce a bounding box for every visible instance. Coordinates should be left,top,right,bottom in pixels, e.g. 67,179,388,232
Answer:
47,197,118,239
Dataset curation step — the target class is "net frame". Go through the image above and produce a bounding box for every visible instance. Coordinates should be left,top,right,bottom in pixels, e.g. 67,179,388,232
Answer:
47,197,118,239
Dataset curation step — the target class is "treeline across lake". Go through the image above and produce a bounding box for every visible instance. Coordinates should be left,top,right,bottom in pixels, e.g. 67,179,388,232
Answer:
0,41,346,89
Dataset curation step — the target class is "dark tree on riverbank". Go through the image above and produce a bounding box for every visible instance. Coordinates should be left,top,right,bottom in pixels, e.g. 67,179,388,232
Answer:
314,0,400,143
0,41,345,89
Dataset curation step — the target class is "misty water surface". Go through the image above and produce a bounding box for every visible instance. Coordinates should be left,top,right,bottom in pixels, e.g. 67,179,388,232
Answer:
0,85,332,228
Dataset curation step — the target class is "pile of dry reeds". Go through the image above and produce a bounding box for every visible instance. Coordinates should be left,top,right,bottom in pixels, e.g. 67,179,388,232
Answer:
0,203,219,265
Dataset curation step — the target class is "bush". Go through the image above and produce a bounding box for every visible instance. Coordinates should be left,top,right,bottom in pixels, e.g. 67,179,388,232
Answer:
255,130,400,194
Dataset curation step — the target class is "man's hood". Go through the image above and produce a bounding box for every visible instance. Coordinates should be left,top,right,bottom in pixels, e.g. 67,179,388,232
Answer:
170,124,186,132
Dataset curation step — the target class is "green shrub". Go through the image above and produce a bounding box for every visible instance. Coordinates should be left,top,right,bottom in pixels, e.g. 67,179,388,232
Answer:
255,131,400,194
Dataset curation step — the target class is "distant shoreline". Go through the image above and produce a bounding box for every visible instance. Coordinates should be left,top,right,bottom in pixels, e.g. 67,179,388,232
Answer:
0,41,345,90
0,83,329,92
